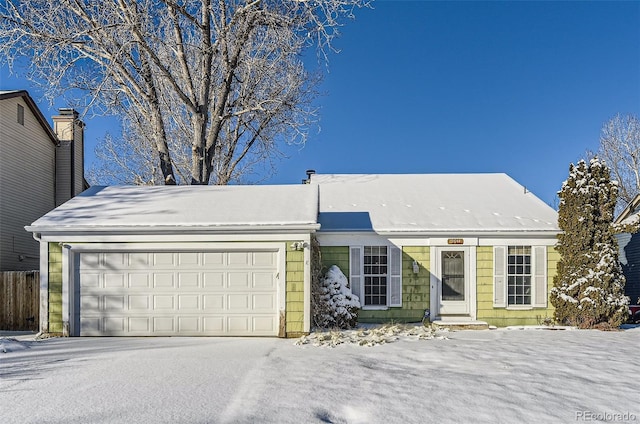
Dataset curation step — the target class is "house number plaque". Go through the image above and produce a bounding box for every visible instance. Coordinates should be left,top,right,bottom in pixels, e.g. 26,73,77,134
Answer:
447,238,464,244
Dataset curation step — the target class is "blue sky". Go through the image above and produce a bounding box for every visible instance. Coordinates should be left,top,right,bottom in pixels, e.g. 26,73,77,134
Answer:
1,1,639,207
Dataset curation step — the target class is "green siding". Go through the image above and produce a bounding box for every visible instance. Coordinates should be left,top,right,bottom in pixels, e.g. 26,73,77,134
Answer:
476,245,558,327
319,246,349,276
321,245,430,323
48,242,63,333
285,242,306,336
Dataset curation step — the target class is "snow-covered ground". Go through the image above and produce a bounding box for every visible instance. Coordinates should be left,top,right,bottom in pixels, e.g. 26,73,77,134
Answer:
1,325,638,424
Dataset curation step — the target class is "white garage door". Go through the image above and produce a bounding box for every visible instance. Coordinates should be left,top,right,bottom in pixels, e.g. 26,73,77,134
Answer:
74,250,280,336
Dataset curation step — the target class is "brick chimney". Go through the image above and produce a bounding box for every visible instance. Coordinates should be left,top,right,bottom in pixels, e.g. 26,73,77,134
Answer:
52,108,85,206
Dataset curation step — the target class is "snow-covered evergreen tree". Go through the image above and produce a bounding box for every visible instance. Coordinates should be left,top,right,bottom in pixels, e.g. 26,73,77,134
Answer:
551,158,629,328
315,265,360,329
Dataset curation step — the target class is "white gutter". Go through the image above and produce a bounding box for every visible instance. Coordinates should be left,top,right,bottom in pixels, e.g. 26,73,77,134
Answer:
25,223,321,235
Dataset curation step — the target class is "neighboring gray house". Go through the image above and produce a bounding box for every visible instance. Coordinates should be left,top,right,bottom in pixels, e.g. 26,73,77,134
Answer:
0,90,86,271
615,195,640,305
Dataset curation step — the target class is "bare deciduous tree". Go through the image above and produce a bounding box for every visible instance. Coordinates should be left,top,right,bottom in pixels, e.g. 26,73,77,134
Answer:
597,114,640,214
1,0,368,185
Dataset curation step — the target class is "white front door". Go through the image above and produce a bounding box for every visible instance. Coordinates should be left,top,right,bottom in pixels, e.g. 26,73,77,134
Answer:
435,247,471,316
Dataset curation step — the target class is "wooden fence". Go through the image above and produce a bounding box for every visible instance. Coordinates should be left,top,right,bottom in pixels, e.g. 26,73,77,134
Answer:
0,271,39,331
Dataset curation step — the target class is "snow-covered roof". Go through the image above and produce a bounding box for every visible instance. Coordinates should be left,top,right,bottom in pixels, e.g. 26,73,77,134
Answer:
26,173,560,236
310,174,559,234
614,193,640,226
27,185,319,233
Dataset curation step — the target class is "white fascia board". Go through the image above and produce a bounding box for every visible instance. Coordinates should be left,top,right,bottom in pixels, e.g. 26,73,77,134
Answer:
32,229,314,243
478,237,558,246
26,223,320,234
317,231,558,247
373,230,560,238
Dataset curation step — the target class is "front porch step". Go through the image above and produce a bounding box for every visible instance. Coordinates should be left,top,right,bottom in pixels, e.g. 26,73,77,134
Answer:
431,320,490,331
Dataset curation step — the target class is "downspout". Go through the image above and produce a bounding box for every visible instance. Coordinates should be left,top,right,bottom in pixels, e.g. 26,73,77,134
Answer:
70,121,75,197
31,232,48,338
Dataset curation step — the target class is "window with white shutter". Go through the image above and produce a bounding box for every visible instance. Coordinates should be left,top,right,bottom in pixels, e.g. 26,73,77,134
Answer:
494,245,547,308
533,246,547,307
350,245,402,308
493,246,506,307
349,246,363,302
389,246,402,307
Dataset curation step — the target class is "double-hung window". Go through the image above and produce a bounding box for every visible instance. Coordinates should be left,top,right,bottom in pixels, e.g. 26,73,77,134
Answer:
493,245,547,308
364,246,388,306
507,246,531,306
350,245,402,308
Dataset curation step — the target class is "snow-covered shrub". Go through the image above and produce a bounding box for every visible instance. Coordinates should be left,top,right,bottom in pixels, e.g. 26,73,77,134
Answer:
551,158,629,328
315,265,360,329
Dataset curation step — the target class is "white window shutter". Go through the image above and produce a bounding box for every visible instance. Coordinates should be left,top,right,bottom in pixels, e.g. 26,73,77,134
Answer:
349,246,363,302
493,246,506,307
533,246,547,307
389,246,402,307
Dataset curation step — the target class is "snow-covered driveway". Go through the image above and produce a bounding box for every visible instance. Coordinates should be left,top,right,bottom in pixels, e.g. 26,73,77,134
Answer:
1,327,638,424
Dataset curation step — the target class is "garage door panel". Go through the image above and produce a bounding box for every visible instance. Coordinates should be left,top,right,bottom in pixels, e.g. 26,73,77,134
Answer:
79,252,101,269
105,273,125,288
81,273,100,288
253,316,277,332
129,295,150,310
228,272,250,288
104,317,126,332
177,252,200,267
129,273,150,288
203,272,224,288
204,316,224,332
228,252,250,266
80,317,100,334
153,273,174,288
153,317,175,332
203,295,224,310
178,316,199,332
253,293,276,310
203,252,224,266
129,253,150,267
129,317,150,332
77,250,280,336
253,272,276,289
105,295,125,311
228,316,250,332
253,251,276,266
104,252,127,267
154,295,174,310
153,253,175,266
228,294,250,310
81,295,100,310
178,273,199,288
178,295,199,310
